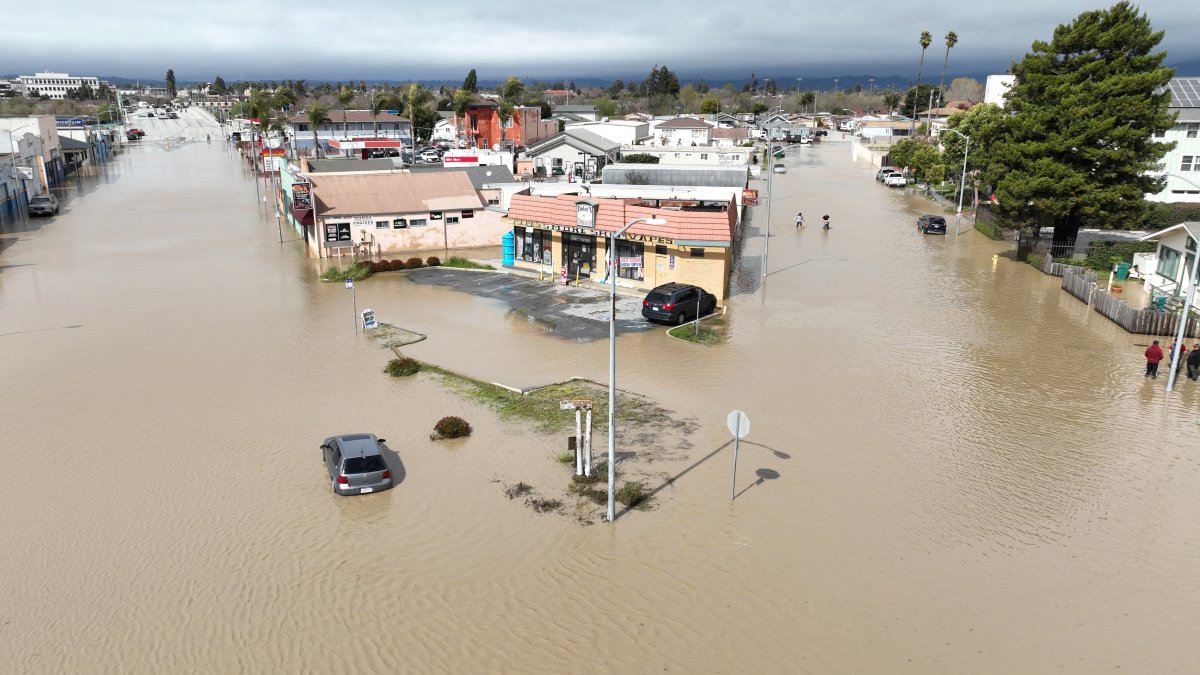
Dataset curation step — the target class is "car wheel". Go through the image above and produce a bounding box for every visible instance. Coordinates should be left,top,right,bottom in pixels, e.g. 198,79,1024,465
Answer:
676,312,688,325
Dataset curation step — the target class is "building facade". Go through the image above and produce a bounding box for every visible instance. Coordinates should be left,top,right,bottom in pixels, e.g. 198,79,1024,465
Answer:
504,193,736,301
17,72,101,100
287,111,413,155
1150,77,1200,203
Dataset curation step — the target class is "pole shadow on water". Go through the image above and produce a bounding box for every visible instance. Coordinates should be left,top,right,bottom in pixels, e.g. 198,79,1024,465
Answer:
614,439,791,519
734,468,782,500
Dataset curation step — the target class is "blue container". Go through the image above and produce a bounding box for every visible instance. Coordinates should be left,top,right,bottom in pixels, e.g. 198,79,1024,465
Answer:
501,231,515,266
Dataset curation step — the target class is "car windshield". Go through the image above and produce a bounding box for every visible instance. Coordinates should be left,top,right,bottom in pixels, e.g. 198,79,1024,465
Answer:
31,197,51,204
343,455,386,474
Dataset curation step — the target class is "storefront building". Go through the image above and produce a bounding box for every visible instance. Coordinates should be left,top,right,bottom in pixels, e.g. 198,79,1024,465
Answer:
504,193,737,301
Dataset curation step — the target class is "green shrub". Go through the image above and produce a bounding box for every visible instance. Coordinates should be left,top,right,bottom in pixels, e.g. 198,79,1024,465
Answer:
554,451,575,464
1084,240,1157,269
1146,201,1200,229
384,357,420,377
442,256,496,270
975,219,1004,240
425,256,441,267
1026,252,1044,268
1053,257,1087,266
319,262,374,282
616,481,651,509
621,153,660,164
406,257,424,269
432,416,471,440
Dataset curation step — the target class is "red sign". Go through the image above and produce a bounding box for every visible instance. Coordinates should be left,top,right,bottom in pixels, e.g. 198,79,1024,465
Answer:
443,155,478,164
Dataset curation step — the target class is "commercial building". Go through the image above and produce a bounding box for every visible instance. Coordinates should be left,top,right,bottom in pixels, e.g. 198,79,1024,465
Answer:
287,110,413,156
504,193,737,301
16,72,101,100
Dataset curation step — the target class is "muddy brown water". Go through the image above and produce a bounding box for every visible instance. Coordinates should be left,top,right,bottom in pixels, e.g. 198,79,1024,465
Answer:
3,124,1199,672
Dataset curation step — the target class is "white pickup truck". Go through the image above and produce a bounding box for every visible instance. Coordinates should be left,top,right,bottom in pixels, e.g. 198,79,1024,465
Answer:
883,172,908,187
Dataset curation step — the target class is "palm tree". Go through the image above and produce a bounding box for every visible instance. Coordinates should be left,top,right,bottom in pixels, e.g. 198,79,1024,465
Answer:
451,89,473,149
883,92,902,115
405,83,433,145
936,31,959,107
369,91,399,138
336,86,355,139
911,30,933,134
306,103,330,158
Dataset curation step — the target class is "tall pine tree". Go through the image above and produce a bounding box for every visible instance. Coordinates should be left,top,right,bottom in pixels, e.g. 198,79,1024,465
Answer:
996,2,1175,242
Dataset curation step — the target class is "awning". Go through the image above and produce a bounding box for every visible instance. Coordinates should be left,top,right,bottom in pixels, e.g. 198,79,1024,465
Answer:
327,138,404,150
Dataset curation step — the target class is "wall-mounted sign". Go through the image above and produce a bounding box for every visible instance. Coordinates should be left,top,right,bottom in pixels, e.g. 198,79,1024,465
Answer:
291,183,312,210
513,220,674,245
742,188,759,206
430,211,443,220
351,215,373,228
575,200,598,229
619,257,643,268
324,221,353,245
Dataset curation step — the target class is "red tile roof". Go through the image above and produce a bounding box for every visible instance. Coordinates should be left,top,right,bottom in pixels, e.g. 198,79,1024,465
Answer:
507,194,734,243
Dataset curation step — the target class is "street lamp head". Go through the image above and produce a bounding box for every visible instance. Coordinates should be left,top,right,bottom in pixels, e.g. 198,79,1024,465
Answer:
642,217,666,226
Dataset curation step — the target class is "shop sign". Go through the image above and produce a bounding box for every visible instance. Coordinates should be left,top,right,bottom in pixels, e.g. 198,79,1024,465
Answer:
575,200,598,229
351,215,374,228
619,257,643,268
743,188,759,206
291,183,311,210
362,309,377,330
526,221,673,245
324,221,353,245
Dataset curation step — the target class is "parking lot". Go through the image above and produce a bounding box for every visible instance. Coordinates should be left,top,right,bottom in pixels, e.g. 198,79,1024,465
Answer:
407,268,659,341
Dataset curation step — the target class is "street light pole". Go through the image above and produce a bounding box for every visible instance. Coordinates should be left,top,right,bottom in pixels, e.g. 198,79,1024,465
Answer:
763,147,774,278
607,215,665,522
940,127,970,236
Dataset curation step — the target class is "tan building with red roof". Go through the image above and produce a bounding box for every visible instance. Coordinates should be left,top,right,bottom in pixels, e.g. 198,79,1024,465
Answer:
504,192,737,301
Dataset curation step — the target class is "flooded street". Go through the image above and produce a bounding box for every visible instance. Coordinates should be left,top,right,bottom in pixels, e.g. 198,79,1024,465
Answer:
3,124,1199,672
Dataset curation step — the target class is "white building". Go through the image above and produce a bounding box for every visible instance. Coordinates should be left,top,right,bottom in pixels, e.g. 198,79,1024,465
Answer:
1138,222,1199,313
563,119,649,146
651,117,714,146
1149,77,1200,203
17,72,101,100
984,75,1015,107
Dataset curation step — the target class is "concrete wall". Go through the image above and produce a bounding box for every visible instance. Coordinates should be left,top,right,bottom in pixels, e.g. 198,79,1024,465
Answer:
318,209,508,258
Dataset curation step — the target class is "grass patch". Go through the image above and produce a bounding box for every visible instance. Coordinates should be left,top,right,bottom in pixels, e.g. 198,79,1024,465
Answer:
667,314,729,345
974,219,1005,241
568,482,608,505
442,256,496,270
320,262,374,282
555,451,575,464
616,481,652,510
420,367,671,434
504,482,533,499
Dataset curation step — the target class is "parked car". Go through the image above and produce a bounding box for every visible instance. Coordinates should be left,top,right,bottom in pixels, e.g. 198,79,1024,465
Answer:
418,149,441,163
917,214,948,235
28,193,59,216
773,163,787,174
883,172,907,187
321,433,393,496
642,283,718,325
875,166,896,182
168,112,178,119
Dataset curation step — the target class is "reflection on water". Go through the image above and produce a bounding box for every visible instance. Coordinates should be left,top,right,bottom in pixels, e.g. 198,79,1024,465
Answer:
2,135,1199,673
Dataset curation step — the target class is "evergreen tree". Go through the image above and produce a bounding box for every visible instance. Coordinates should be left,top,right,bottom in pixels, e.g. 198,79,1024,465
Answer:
211,76,226,95
461,69,478,93
165,69,176,99
995,2,1175,241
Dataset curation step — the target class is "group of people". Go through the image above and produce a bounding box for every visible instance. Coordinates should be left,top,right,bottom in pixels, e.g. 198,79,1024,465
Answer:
794,212,831,230
1143,340,1200,380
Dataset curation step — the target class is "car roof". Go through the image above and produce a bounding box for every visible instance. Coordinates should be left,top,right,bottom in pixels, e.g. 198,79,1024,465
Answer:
31,195,53,201
328,433,381,458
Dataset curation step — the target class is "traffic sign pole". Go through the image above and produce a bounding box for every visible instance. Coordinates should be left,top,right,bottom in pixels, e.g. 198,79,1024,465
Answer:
727,410,750,500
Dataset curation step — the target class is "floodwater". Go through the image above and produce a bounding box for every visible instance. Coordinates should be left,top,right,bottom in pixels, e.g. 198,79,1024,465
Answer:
3,116,1199,673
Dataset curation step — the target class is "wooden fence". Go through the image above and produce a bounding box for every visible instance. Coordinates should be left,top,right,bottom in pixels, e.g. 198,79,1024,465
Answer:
1061,268,1199,338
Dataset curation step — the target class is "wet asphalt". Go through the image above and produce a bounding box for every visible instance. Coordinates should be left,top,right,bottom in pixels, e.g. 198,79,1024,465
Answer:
407,267,661,341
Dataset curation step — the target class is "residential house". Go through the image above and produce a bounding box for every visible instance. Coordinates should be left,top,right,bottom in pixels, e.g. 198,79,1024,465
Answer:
1149,77,1200,203
1138,222,1200,312
432,113,457,143
308,171,500,258
523,129,620,180
984,75,1016,107
711,127,750,148
652,117,714,146
563,119,649,146
504,193,737,301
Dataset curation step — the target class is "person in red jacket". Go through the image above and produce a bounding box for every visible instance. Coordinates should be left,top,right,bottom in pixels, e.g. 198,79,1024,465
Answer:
1145,340,1163,378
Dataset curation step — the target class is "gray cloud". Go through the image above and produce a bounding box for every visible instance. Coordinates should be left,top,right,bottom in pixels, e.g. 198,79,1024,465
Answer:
4,0,1197,83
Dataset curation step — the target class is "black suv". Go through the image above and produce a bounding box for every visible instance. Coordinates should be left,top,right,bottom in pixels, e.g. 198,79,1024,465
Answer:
917,214,947,235
641,283,717,324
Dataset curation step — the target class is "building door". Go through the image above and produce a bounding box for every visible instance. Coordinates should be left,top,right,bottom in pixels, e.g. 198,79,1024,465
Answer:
563,233,596,278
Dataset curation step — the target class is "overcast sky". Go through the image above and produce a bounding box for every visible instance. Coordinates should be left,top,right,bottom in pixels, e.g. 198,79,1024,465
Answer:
5,0,1198,84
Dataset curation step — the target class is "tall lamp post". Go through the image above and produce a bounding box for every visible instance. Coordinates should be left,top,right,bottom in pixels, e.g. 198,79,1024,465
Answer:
939,127,970,236
607,215,665,522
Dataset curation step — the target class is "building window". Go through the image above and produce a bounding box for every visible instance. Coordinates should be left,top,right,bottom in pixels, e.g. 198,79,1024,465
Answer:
514,226,551,264
1183,156,1195,172
487,197,500,205
375,220,389,229
690,248,705,257
655,245,668,255
1186,123,1199,139
615,240,644,280
470,114,478,132
446,216,459,224
410,218,427,227
700,153,708,160
1158,246,1181,279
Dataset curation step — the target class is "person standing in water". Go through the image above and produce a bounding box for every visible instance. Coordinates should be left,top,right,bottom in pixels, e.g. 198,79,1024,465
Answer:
822,214,831,230
794,212,805,228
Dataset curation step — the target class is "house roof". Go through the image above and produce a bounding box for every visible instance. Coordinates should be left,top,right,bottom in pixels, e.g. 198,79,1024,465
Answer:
1138,221,1200,241
526,128,620,156
657,116,713,130
59,136,90,150
289,111,409,124
1163,78,1200,108
405,164,515,188
307,158,400,173
711,127,749,139
312,172,483,217
550,112,589,123
507,193,735,244
554,104,596,113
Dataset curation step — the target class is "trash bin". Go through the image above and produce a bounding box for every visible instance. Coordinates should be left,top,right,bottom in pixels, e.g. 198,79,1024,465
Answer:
1116,262,1131,280
1154,295,1167,311
501,231,515,267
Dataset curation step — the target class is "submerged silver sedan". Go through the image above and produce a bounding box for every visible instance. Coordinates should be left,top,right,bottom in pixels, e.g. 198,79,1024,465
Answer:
321,434,393,496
